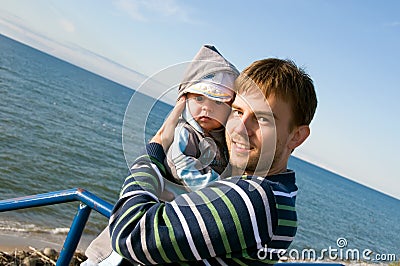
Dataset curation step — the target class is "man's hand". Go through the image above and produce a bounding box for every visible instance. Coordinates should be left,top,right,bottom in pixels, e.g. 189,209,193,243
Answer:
150,96,186,151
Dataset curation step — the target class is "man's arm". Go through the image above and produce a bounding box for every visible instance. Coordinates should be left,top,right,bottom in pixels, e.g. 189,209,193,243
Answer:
109,143,281,265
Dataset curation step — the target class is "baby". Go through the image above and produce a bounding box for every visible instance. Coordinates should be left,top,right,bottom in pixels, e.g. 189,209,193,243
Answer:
165,45,239,194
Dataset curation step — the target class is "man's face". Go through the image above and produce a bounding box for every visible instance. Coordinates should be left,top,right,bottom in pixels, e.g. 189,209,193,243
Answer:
225,86,293,176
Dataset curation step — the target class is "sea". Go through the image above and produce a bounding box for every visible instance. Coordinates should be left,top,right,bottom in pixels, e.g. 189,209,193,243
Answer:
0,34,399,263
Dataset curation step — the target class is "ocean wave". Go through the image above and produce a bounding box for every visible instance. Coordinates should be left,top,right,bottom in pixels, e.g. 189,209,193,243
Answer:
0,221,69,235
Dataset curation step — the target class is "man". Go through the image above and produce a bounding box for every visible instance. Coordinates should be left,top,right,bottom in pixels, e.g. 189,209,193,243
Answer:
109,58,317,265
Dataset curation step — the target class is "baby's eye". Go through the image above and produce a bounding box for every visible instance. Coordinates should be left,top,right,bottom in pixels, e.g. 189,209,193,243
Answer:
195,96,204,102
215,101,223,105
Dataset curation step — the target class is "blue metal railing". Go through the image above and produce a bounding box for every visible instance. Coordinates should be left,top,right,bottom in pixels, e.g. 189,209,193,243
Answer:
0,188,113,266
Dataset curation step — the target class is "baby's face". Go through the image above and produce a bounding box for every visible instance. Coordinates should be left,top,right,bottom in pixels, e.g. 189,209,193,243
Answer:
186,93,232,133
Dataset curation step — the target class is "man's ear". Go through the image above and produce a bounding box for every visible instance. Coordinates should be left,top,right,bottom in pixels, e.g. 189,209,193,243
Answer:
288,125,310,150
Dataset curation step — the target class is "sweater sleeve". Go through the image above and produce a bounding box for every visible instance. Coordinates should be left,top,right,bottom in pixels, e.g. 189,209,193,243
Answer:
109,143,283,265
168,126,221,189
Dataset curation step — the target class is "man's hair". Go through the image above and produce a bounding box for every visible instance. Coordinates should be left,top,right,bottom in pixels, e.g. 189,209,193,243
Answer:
235,58,317,129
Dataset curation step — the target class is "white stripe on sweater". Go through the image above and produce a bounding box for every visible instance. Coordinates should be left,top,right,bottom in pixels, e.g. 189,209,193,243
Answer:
181,194,216,257
215,257,229,265
247,180,274,239
273,190,297,197
170,200,201,260
271,235,295,242
218,180,262,250
126,234,142,264
140,215,157,264
110,190,158,224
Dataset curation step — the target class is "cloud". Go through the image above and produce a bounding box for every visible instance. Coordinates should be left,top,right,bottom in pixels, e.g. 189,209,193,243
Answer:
114,0,145,21
113,0,192,23
59,18,75,33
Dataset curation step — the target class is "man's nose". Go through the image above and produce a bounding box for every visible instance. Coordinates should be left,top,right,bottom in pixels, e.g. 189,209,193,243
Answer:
234,114,254,137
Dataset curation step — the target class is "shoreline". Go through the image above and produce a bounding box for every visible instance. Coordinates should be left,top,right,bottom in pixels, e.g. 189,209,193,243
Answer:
0,233,63,253
0,232,92,253
0,233,87,265
0,232,89,265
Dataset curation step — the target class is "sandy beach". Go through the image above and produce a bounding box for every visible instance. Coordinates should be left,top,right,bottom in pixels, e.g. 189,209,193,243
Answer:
0,232,91,253
0,233,63,253
0,232,89,265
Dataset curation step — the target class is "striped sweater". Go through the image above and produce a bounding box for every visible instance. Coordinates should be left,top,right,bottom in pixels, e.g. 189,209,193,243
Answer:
109,143,298,265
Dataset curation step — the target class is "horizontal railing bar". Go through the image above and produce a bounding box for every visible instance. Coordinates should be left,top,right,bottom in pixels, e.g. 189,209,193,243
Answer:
0,188,113,217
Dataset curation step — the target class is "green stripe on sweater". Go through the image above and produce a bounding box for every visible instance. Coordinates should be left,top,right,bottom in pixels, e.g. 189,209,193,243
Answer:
278,219,297,227
162,208,187,261
153,205,171,263
197,191,232,253
276,204,296,211
212,188,249,258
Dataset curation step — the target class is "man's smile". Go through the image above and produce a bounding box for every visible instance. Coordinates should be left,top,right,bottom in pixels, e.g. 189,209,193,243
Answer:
231,138,252,154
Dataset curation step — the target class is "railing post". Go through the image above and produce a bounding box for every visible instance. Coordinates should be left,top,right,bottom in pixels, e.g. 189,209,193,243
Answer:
56,203,92,266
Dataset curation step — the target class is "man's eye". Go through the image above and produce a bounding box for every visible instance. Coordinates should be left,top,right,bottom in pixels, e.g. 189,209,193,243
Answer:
257,116,271,123
195,96,204,102
232,109,242,117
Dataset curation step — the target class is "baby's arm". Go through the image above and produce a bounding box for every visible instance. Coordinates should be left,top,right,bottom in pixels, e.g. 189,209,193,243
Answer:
169,126,221,189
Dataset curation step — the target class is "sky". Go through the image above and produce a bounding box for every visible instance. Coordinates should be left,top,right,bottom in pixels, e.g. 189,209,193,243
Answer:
0,0,399,199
